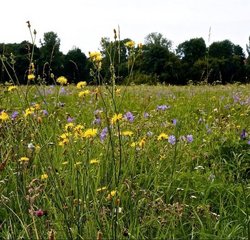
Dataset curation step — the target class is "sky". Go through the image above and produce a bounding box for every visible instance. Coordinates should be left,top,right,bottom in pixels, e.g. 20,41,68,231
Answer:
1,0,250,55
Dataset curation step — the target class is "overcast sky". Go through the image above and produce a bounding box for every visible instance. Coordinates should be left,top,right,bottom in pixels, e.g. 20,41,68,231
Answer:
1,0,250,54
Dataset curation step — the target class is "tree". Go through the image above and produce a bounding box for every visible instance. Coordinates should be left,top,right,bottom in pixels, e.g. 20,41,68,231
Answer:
176,38,207,83
139,32,181,84
63,47,89,83
39,31,64,83
208,40,245,83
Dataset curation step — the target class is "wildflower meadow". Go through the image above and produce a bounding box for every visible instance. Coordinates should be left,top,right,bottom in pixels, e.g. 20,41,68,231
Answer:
0,26,250,239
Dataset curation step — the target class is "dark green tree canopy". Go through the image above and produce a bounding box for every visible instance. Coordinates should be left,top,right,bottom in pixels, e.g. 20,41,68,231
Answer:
177,38,206,64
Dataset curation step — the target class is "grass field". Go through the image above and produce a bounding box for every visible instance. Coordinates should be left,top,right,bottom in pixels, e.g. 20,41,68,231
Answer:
0,83,250,239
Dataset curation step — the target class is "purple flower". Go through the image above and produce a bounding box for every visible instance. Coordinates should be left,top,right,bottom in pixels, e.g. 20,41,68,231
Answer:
168,135,176,145
59,87,66,94
67,116,74,122
172,119,177,125
93,118,101,125
42,110,48,116
157,105,170,111
144,112,150,118
240,129,247,140
124,111,134,122
247,140,250,145
186,134,193,143
100,127,108,142
11,111,19,120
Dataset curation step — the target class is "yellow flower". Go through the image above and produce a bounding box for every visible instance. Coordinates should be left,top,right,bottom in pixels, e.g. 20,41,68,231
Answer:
74,124,85,138
65,123,74,131
131,142,136,147
7,86,17,92
41,173,48,180
78,90,90,98
111,113,123,125
19,157,29,162
107,190,117,200
157,133,168,141
56,76,67,85
33,103,40,110
89,51,102,62
0,111,9,121
24,107,35,117
138,138,146,148
121,131,133,137
83,128,97,138
90,159,100,164
76,81,87,89
125,40,135,48
28,74,35,81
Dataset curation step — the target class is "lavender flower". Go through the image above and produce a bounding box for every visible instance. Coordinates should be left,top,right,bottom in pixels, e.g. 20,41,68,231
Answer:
144,112,150,118
93,117,101,125
11,111,19,120
186,134,193,143
42,110,48,116
67,116,74,122
157,105,170,111
172,119,177,125
124,112,134,122
240,129,247,140
168,135,176,145
100,127,108,142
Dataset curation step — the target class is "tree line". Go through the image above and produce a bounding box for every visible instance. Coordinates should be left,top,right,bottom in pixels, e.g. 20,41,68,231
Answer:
1,31,250,85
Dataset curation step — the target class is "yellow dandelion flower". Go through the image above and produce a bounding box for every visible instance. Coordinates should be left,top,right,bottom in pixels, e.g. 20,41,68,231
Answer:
115,88,121,95
131,142,137,147
138,138,146,148
0,111,9,121
65,123,74,131
19,157,29,162
7,86,17,92
121,131,133,137
111,113,123,125
24,107,35,117
58,138,69,146
41,173,48,180
125,40,135,48
28,74,35,81
107,190,117,200
78,90,90,98
83,128,97,138
157,133,168,141
33,103,40,110
76,81,87,89
89,51,102,63
56,76,67,85
90,159,100,164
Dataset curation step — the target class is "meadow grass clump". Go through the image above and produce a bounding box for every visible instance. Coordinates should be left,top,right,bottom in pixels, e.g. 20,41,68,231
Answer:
0,26,250,239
